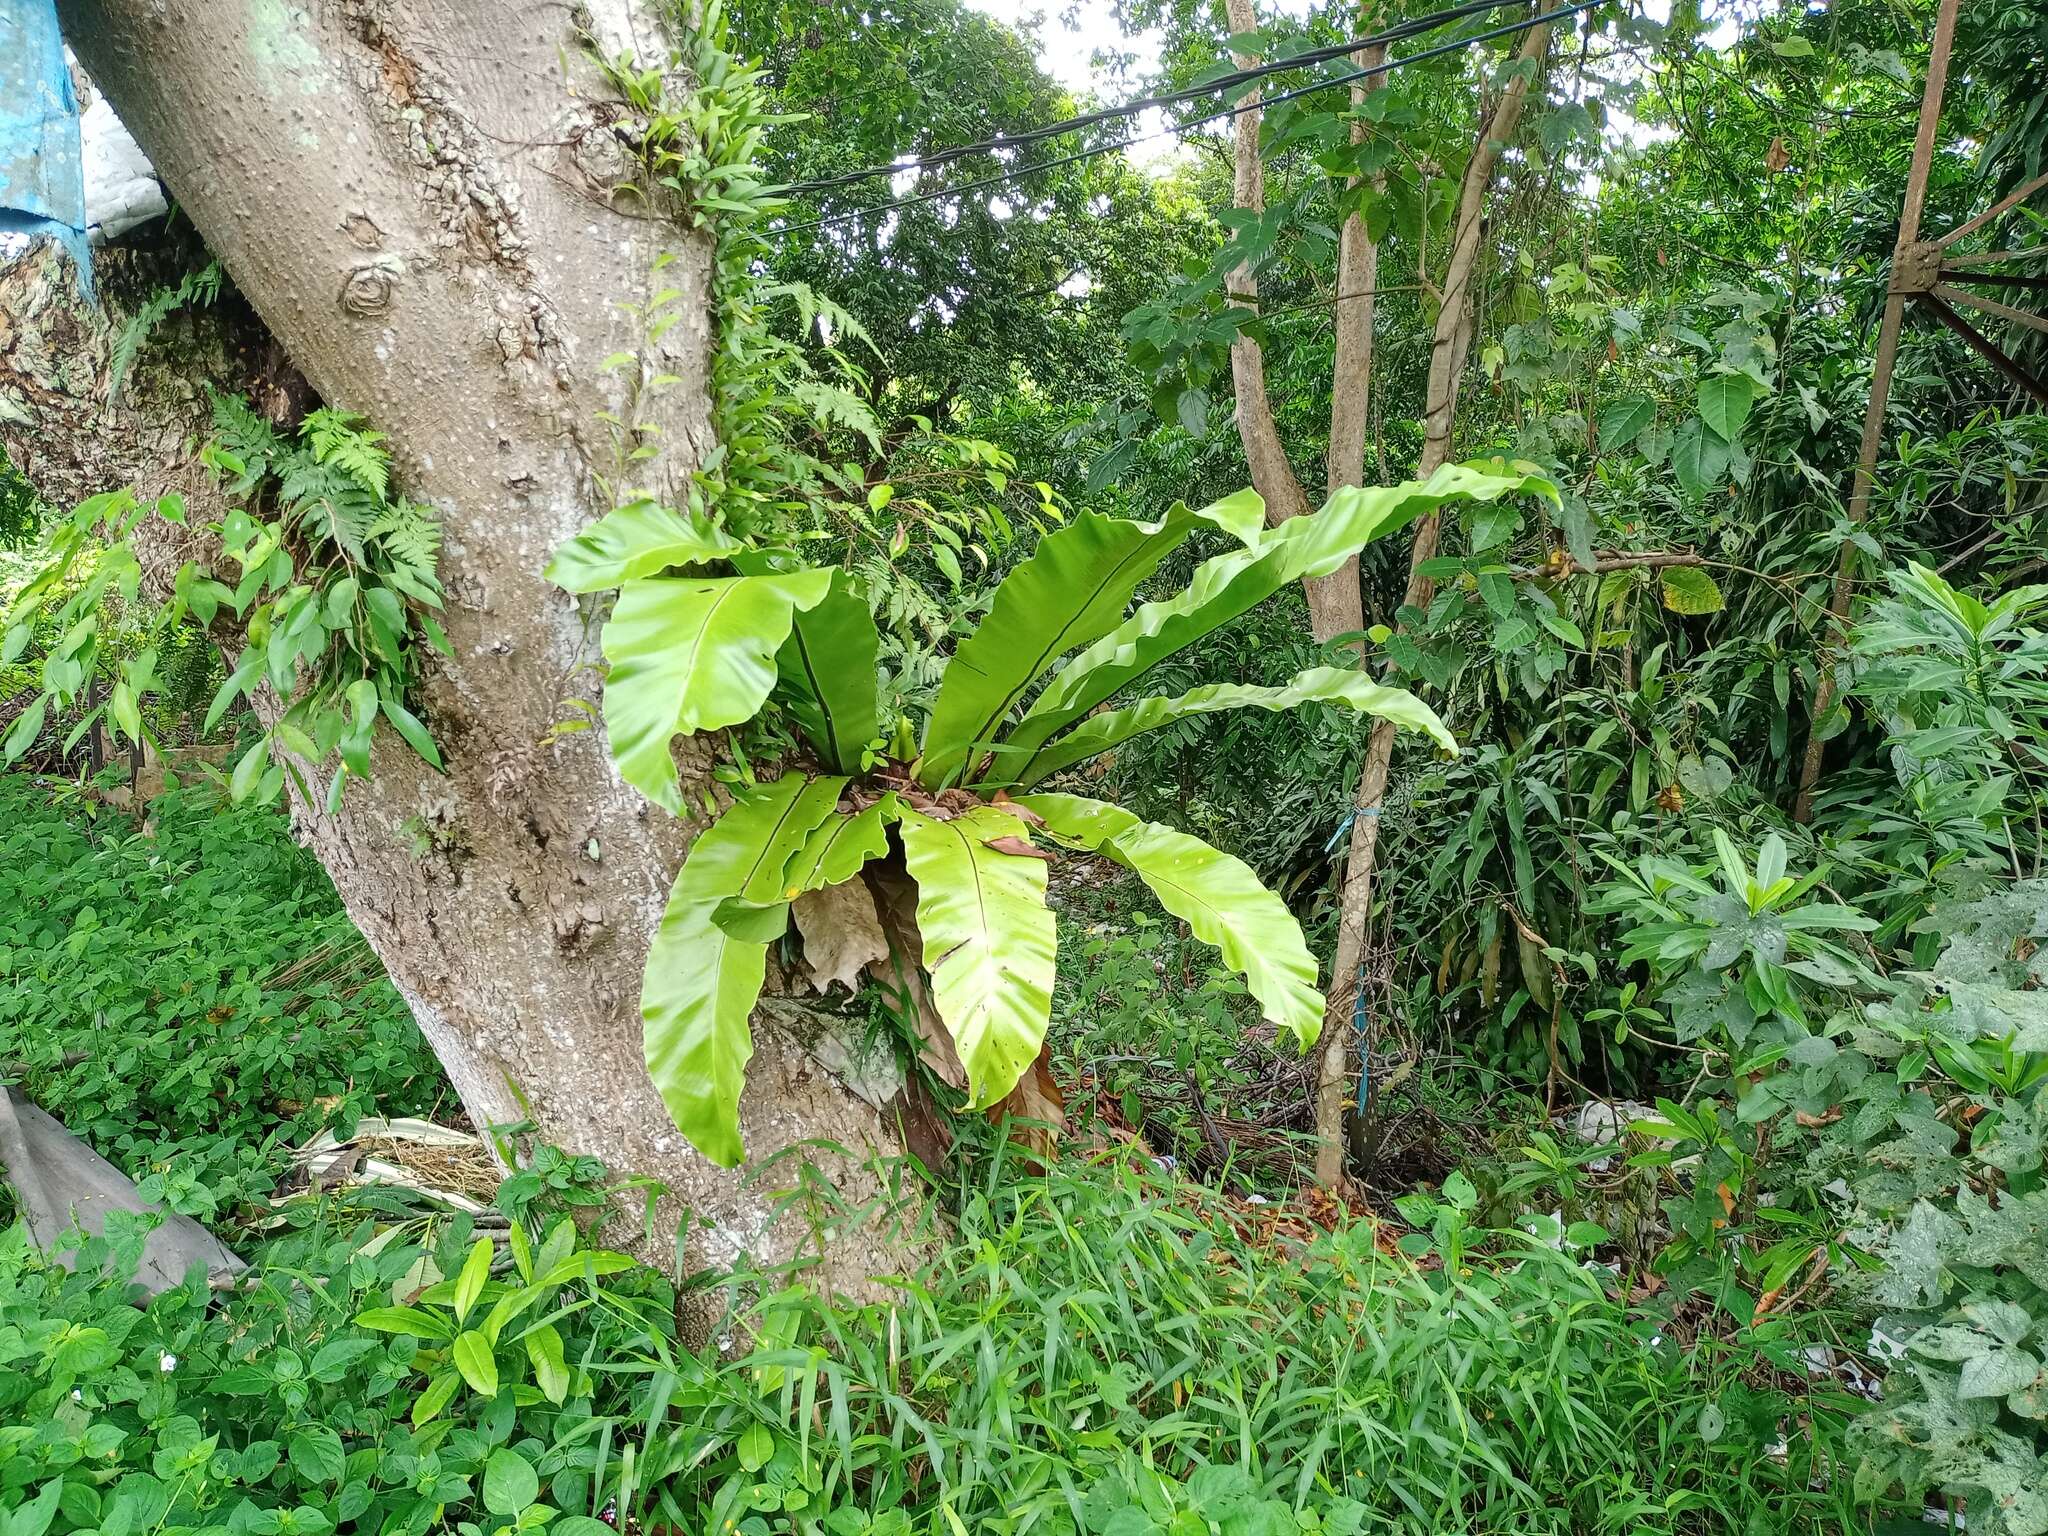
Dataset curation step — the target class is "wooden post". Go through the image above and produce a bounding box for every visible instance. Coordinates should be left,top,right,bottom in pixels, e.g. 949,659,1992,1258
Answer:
1792,0,1960,823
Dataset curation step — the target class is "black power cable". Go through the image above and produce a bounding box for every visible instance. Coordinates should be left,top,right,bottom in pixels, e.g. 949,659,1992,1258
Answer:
781,0,1512,199
774,0,1605,239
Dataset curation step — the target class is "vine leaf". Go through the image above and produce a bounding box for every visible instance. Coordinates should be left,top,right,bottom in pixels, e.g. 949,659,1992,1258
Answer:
898,806,1058,1109
1018,792,1325,1048
600,571,831,813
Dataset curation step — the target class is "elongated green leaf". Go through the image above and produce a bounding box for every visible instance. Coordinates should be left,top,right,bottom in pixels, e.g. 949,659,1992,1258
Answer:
898,807,1058,1108
451,1330,499,1397
1004,464,1552,767
1007,666,1455,786
919,490,1264,789
1018,793,1324,1047
639,777,843,1164
642,880,769,1168
774,569,881,772
680,774,849,905
546,498,737,594
601,571,831,812
780,795,897,897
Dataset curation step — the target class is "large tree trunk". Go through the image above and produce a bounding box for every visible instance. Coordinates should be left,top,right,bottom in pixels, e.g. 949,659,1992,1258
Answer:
2,0,911,1294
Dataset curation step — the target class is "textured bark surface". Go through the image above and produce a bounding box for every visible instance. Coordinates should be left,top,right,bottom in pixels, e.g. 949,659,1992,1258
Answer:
1220,0,1361,644
3,0,913,1294
1313,23,1552,1186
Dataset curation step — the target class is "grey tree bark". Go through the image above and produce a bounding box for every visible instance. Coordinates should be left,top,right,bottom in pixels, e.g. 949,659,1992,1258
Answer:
1,0,913,1294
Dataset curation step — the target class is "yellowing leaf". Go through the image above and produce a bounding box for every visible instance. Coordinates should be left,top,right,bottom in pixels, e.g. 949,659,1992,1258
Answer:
898,807,1057,1109
1660,567,1725,615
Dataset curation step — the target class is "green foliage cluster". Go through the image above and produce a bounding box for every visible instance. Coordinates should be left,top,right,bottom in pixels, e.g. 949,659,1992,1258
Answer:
0,774,443,1220
0,399,448,809
557,457,1548,1164
0,1145,1875,1536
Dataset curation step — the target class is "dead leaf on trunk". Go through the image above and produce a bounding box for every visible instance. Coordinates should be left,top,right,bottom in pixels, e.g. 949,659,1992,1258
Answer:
990,788,1045,827
793,879,890,994
986,834,1054,861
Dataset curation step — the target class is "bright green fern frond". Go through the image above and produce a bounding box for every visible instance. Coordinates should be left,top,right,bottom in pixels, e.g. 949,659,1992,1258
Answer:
302,409,392,502
205,388,286,495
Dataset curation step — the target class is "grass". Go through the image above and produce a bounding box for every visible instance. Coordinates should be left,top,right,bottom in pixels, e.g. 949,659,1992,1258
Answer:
0,774,1893,1533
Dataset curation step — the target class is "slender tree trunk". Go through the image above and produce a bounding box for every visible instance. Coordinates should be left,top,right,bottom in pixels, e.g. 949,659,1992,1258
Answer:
1326,22,1387,506
1312,20,1552,1187
2,0,913,1295
1221,0,1360,643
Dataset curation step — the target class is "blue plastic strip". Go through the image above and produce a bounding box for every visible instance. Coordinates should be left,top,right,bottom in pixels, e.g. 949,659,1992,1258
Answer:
0,0,93,298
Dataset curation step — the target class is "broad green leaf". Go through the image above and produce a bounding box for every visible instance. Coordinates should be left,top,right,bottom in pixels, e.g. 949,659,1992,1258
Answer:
1660,567,1725,614
1669,420,1730,500
1697,373,1755,442
546,498,737,593
641,880,769,1167
1597,395,1655,452
1007,666,1456,786
898,807,1058,1109
482,1450,540,1516
780,795,897,897
772,568,881,771
678,774,848,905
451,1330,498,1397
918,491,1263,788
1005,464,1552,765
712,897,792,943
1019,793,1324,1047
600,571,831,813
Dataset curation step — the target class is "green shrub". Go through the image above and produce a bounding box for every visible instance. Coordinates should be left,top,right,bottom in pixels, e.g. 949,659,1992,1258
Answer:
0,773,446,1221
0,1147,1873,1536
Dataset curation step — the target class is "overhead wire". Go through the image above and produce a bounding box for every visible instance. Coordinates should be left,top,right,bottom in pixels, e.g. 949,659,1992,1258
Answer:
772,0,1607,239
780,0,1512,198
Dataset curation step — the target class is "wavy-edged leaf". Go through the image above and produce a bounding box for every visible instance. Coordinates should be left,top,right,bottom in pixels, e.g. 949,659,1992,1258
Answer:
780,794,897,897
680,774,848,905
1018,793,1324,1047
918,491,1264,789
642,881,769,1168
546,498,738,594
639,777,842,1165
774,569,881,772
1004,464,1552,766
600,571,831,812
1007,666,1456,786
898,807,1058,1108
